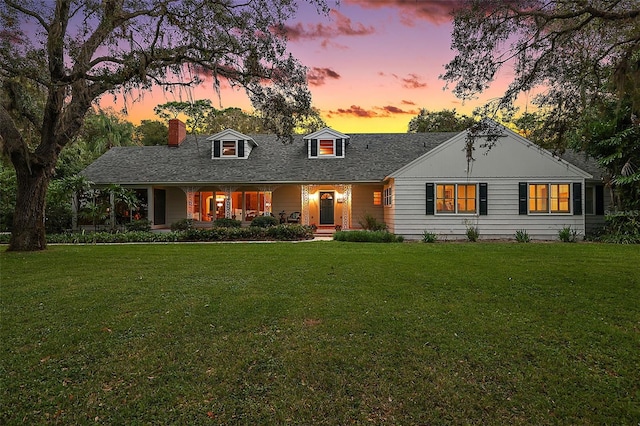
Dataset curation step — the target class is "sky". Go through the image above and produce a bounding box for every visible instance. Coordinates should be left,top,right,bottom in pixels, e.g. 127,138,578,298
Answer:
102,0,517,134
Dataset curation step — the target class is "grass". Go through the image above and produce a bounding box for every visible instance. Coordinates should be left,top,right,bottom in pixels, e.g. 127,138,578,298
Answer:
1,242,639,424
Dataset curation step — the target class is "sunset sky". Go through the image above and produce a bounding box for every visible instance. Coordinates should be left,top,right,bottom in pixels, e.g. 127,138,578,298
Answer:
102,0,518,133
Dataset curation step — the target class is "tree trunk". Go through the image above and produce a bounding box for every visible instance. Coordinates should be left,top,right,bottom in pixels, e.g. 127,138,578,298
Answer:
7,165,50,251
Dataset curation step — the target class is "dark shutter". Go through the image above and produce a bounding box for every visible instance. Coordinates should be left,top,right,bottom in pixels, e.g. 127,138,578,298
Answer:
310,139,318,157
573,182,582,215
238,140,245,158
479,183,488,216
595,185,605,215
426,183,435,215
213,140,221,157
336,138,343,157
518,182,528,215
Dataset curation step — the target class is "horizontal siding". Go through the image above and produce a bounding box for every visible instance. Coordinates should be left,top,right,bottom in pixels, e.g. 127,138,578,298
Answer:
391,178,586,240
273,185,301,219
165,187,186,226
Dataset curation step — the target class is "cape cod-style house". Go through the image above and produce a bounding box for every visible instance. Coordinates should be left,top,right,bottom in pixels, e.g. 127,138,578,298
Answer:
81,119,608,240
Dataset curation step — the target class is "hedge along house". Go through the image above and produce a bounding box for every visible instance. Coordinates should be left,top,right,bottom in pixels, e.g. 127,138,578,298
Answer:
81,119,608,239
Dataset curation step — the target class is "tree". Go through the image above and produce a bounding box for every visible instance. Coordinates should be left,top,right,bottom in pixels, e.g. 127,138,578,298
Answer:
408,109,476,133
442,0,640,209
0,0,330,251
203,107,267,134
134,120,168,146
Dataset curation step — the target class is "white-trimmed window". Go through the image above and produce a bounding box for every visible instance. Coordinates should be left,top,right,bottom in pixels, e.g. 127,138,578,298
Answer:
383,187,392,206
222,141,236,156
319,139,334,156
436,184,477,214
529,183,570,213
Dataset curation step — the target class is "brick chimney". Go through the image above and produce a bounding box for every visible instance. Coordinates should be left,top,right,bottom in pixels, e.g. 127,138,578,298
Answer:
168,119,186,147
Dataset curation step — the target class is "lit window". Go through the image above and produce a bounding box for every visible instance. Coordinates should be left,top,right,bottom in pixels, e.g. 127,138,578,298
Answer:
436,184,477,214
436,184,455,213
319,140,334,156
551,184,570,213
457,184,476,213
373,191,382,206
529,183,570,213
222,141,236,156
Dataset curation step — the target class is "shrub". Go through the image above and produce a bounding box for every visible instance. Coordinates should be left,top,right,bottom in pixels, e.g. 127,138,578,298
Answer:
558,226,578,243
358,213,386,231
595,211,640,244
466,225,479,242
515,229,530,243
251,215,279,228
125,219,152,232
333,230,403,243
422,230,438,243
213,218,241,228
171,218,195,231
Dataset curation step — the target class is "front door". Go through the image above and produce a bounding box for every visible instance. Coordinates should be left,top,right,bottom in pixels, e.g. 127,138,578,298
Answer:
319,192,334,225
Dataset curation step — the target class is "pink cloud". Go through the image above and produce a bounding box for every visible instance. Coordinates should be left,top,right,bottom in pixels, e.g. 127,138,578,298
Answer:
380,72,428,89
280,9,375,42
328,104,418,118
344,0,464,25
401,100,416,105
307,67,341,86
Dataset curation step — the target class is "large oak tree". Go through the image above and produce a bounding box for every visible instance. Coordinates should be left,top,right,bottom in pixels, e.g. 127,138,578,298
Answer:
0,0,329,251
442,0,640,209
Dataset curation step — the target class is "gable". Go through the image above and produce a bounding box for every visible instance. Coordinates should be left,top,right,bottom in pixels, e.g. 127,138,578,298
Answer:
390,127,592,180
304,127,350,159
207,129,257,159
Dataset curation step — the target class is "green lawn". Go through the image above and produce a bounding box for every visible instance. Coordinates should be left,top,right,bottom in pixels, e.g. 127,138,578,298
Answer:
1,242,639,424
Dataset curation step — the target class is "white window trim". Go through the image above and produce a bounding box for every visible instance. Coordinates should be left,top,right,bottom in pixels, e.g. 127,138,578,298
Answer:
528,182,572,215
383,187,392,207
309,138,344,159
221,140,238,158
435,183,478,215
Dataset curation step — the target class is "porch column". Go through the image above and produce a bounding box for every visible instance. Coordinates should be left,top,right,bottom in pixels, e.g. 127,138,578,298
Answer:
342,184,352,230
258,186,278,216
109,191,116,228
219,186,236,219
147,186,155,226
301,185,310,225
180,186,201,219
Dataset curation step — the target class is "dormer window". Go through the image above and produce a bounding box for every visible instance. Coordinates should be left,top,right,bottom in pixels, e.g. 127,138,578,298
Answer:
305,127,349,159
319,140,334,156
208,129,256,160
222,141,237,156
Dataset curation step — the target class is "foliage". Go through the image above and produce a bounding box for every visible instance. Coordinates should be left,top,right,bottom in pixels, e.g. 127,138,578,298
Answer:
213,218,242,228
465,225,480,242
3,243,638,424
333,230,404,243
0,162,16,231
408,108,476,133
569,101,640,211
594,211,640,244
558,226,579,243
421,230,438,243
515,229,530,243
203,107,267,134
125,219,152,232
251,215,279,228
443,0,640,207
171,219,196,232
0,0,330,251
358,213,386,231
134,120,168,146
154,100,213,134
80,109,136,156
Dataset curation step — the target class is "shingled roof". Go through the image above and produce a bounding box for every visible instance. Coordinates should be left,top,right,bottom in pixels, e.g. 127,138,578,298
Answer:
81,132,459,185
